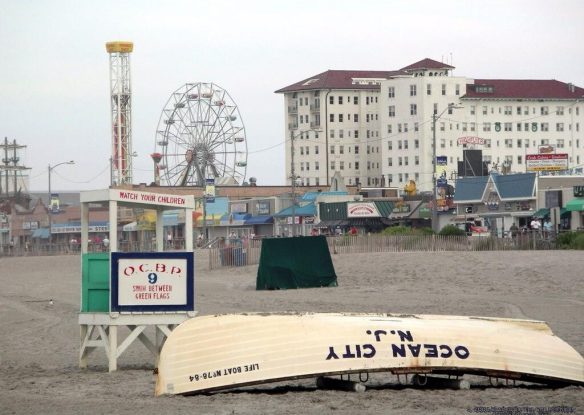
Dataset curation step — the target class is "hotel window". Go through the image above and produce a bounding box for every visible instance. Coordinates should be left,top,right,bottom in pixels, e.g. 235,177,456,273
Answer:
541,139,550,145
339,129,344,139
398,124,402,133
339,145,344,154
354,114,358,122
306,146,310,155
306,162,310,171
330,129,335,138
415,172,419,182
516,106,522,115
504,106,512,115
355,162,359,170
440,139,446,148
410,85,417,96
470,105,476,115
414,122,419,132
366,130,370,139
404,157,409,166
300,162,304,171
330,145,335,154
556,106,564,115
441,84,446,95
517,123,522,131
314,161,319,171
398,140,402,150
410,104,417,115
366,114,369,122
329,96,334,104
482,106,488,115
462,122,467,131
541,122,549,131
433,103,438,115
353,96,358,104
388,141,392,150
470,122,476,132
404,140,409,149
398,157,403,166
455,84,460,95
427,84,431,95
440,122,445,132
388,106,395,117
483,123,491,132
414,139,419,149
340,161,344,170
517,139,522,148
300,147,304,155
557,139,565,148
330,114,334,122
398,173,403,182
505,139,513,148
354,130,359,138
415,155,419,165
388,87,395,98
404,123,409,132
541,106,549,115
315,146,319,154
485,139,492,148
556,123,564,132
388,157,393,166
504,122,512,131
330,161,335,170
517,155,522,165
338,96,343,105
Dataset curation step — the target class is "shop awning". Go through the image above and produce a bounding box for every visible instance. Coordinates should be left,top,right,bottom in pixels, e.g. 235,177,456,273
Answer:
31,228,50,239
565,198,584,212
532,208,549,218
315,220,349,228
244,215,274,225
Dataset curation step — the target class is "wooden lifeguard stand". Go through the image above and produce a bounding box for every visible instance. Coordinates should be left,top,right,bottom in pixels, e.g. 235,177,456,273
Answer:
78,188,196,371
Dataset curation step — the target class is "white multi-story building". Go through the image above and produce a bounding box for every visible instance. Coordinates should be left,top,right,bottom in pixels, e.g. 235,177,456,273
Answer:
277,58,584,191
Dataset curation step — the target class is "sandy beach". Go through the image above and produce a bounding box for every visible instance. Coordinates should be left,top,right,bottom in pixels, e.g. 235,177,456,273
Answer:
0,250,582,414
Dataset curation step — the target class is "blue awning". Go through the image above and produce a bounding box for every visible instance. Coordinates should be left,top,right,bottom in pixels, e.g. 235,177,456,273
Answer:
273,202,316,217
32,228,50,239
244,215,274,225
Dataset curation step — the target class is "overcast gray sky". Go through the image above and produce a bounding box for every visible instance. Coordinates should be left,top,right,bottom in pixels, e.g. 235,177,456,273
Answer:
1,0,583,192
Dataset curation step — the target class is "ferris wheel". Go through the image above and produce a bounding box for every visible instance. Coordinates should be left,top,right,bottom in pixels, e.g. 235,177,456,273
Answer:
153,82,248,187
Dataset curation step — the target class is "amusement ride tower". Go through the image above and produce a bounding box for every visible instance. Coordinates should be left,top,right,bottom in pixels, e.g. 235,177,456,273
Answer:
106,41,134,185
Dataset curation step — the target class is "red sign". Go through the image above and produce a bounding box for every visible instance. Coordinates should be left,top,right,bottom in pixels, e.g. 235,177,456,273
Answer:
457,136,485,146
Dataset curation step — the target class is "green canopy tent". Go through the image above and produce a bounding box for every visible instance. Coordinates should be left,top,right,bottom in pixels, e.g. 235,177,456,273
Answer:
256,236,338,290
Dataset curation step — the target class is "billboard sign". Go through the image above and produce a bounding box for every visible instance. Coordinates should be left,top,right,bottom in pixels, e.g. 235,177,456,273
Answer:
526,154,568,172
111,252,194,313
347,202,380,218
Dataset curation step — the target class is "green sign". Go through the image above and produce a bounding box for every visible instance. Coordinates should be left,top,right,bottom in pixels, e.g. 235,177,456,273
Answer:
418,207,431,219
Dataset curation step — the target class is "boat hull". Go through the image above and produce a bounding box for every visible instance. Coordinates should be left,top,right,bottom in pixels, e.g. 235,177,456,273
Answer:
155,313,584,395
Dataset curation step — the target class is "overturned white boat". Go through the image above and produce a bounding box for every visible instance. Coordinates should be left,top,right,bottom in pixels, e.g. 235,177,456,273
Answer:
155,313,584,395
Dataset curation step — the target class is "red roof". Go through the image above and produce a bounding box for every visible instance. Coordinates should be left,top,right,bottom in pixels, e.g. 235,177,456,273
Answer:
275,69,405,93
464,79,584,99
400,58,454,71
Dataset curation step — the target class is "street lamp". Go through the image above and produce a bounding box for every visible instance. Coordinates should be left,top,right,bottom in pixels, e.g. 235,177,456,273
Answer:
48,160,75,251
431,103,462,233
289,128,320,236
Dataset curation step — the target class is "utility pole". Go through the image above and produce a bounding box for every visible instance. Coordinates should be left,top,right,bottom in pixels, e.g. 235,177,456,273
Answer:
290,130,297,237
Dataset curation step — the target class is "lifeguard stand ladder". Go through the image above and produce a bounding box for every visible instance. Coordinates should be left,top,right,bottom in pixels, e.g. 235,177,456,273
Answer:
78,188,195,371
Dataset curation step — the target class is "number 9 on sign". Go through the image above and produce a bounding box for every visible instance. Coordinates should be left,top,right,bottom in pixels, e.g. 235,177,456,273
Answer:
148,273,158,284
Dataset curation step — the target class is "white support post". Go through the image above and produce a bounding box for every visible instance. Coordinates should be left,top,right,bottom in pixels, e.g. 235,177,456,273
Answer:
156,208,164,251
81,203,89,253
109,200,118,252
185,206,193,251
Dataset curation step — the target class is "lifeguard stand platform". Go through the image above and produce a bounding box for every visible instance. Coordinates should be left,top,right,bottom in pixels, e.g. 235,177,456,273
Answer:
78,188,196,371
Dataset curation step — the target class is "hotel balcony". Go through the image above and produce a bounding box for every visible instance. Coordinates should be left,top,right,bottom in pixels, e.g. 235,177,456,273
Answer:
288,105,298,114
